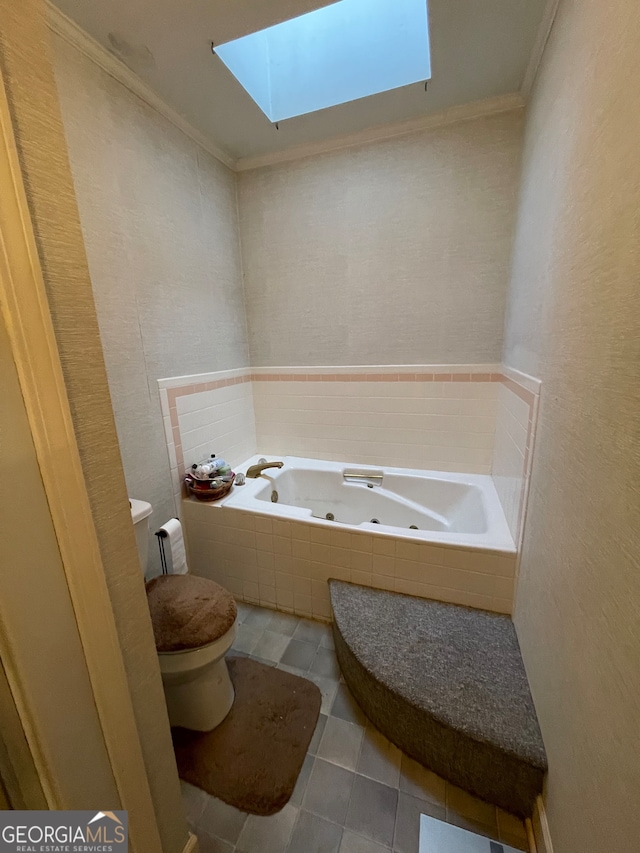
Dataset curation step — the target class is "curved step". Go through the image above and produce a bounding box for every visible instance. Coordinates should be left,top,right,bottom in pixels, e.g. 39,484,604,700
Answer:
329,580,546,818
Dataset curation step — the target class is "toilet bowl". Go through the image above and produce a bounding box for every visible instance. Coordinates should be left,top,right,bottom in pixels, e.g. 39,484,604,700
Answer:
130,499,237,731
157,621,237,731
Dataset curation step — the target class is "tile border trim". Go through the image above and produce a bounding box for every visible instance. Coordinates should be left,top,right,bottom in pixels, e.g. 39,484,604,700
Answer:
252,371,505,383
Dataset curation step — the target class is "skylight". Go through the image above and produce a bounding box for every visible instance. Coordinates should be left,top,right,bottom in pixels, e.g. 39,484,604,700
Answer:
215,0,431,123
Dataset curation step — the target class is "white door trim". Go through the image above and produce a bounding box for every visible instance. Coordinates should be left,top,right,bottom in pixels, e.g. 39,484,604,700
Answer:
0,64,163,851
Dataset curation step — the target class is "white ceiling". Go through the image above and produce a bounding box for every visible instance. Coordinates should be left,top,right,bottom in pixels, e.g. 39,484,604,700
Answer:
49,0,548,164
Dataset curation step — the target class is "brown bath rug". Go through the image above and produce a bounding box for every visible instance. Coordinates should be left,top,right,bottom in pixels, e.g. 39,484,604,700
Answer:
172,656,321,816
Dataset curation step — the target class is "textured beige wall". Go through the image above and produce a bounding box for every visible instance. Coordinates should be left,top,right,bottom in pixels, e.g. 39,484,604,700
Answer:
0,313,119,808
238,110,524,366
0,2,188,849
51,33,249,555
505,1,640,850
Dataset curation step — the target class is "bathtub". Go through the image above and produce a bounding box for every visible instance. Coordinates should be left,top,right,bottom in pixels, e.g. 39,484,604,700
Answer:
182,455,517,621
225,456,513,550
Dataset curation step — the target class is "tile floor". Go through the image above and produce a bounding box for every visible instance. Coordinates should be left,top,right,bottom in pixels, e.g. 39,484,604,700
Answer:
181,604,529,853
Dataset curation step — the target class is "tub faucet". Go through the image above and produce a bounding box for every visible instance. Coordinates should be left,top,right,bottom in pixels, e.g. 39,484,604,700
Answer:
246,460,284,478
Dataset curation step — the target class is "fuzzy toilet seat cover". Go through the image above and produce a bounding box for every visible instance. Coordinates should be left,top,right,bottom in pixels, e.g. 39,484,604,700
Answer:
146,574,237,652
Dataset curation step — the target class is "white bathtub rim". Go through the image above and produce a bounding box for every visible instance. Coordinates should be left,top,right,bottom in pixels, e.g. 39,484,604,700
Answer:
213,455,516,554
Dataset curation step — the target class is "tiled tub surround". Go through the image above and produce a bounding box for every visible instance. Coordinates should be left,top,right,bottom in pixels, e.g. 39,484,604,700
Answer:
251,366,501,475
182,488,517,620
159,365,503,512
160,365,539,533
159,369,257,513
491,368,541,547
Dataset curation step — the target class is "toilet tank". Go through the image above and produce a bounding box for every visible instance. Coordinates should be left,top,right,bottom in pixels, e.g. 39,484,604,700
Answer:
130,498,153,575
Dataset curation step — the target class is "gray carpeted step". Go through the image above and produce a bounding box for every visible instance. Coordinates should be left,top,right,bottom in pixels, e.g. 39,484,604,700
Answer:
329,580,546,818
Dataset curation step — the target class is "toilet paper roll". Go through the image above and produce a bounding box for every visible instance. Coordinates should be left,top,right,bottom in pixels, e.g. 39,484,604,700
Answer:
157,518,189,575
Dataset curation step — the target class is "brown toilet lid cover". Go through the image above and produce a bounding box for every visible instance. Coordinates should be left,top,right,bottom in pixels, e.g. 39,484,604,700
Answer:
146,574,237,652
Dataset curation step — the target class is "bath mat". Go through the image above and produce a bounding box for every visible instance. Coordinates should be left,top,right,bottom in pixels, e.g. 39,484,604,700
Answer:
172,656,321,816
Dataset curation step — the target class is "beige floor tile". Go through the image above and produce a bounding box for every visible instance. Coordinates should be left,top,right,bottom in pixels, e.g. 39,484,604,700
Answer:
317,716,364,771
446,812,500,842
501,830,529,851
446,784,497,828
399,754,447,806
235,802,298,853
339,829,390,853
357,726,402,787
497,808,528,841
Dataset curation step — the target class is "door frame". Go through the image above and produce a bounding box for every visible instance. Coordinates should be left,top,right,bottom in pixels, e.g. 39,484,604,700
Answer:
0,62,165,851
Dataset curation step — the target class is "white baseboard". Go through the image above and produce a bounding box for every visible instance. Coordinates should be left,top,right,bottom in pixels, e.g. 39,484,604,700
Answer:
525,818,537,853
182,831,199,853
531,795,554,853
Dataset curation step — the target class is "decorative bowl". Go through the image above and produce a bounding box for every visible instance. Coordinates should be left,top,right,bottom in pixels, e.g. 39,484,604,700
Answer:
185,472,235,502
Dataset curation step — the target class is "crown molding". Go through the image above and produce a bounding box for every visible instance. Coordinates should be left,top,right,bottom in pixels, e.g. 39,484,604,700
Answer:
521,0,561,98
44,0,539,175
235,93,525,172
44,1,237,171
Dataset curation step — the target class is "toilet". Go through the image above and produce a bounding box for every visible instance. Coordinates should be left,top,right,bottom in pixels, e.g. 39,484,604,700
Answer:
130,498,237,731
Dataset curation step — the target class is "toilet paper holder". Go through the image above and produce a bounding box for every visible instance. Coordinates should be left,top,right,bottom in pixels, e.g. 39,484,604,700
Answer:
155,517,180,574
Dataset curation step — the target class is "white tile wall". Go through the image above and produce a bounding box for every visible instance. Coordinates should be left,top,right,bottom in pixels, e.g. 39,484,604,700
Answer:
160,365,540,590
253,379,499,474
178,383,256,469
159,371,257,514
182,501,517,617
491,371,540,546
160,366,534,615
